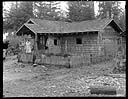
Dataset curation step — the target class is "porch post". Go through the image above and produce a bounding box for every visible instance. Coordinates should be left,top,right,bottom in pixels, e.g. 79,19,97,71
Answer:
65,39,67,54
34,33,38,52
33,33,38,64
60,36,64,54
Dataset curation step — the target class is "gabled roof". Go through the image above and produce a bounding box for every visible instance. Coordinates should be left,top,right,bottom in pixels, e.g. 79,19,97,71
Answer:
16,18,123,34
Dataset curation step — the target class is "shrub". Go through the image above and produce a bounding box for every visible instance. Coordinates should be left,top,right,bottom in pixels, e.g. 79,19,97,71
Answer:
6,36,22,56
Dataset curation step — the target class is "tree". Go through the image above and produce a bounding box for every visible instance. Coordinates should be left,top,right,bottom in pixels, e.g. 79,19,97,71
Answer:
97,1,122,19
3,2,16,33
97,1,125,31
34,1,64,21
118,10,126,31
67,1,95,22
3,2,34,32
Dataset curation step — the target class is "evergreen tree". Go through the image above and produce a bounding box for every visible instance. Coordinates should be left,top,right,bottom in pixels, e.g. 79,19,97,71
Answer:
3,2,34,32
97,1,125,31
98,1,122,19
34,1,63,21
67,1,95,22
118,10,126,31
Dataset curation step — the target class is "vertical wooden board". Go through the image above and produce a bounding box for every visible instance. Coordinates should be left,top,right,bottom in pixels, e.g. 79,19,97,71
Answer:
20,54,23,62
44,57,47,63
53,56,57,64
58,58,62,65
41,57,44,64
54,56,57,64
29,54,33,62
59,56,62,65
27,54,31,62
26,54,30,62
45,57,48,64
70,56,80,66
82,55,89,64
24,54,28,62
21,53,26,62
57,57,60,65
49,56,52,64
48,57,51,64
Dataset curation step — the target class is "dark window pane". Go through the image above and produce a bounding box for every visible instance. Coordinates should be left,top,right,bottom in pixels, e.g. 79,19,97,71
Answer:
54,39,57,45
76,38,82,44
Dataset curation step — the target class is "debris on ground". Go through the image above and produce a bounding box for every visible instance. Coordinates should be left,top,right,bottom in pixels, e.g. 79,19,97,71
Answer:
3,56,126,97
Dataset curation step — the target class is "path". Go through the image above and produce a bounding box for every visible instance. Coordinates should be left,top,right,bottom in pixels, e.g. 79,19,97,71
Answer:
3,72,40,82
3,55,41,82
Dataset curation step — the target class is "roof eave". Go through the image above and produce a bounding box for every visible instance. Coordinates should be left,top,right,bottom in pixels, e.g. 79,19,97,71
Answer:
112,20,123,33
16,24,37,36
15,18,36,35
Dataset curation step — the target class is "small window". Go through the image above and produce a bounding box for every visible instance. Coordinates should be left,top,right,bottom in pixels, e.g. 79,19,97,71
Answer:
76,38,82,44
54,39,57,45
39,36,44,45
117,38,121,45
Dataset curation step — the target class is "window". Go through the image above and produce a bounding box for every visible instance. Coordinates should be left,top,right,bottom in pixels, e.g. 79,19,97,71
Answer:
54,39,57,45
117,38,121,45
40,37,43,44
76,38,82,44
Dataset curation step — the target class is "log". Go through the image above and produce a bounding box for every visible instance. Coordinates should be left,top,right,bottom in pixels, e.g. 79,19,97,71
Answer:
90,86,117,95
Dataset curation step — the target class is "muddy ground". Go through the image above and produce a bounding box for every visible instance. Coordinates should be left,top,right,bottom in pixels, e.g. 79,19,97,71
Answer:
3,55,126,97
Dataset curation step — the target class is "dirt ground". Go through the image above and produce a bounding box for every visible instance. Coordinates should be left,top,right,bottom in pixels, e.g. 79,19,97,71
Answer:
3,55,126,97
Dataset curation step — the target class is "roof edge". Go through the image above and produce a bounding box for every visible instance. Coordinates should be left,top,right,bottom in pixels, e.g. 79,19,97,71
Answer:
112,19,123,33
26,18,39,25
15,24,26,35
102,18,123,32
16,24,37,35
101,18,113,30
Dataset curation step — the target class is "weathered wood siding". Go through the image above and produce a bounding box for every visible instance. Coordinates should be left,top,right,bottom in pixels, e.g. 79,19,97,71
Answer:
45,36,61,54
37,35,61,55
63,32,99,56
35,55,69,66
98,25,121,56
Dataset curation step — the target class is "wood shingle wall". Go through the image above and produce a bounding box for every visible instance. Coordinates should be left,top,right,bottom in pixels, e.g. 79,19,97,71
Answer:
99,25,122,57
63,32,99,56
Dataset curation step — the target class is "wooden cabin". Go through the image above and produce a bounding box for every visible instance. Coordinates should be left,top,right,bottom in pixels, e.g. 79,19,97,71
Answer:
16,18,123,67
